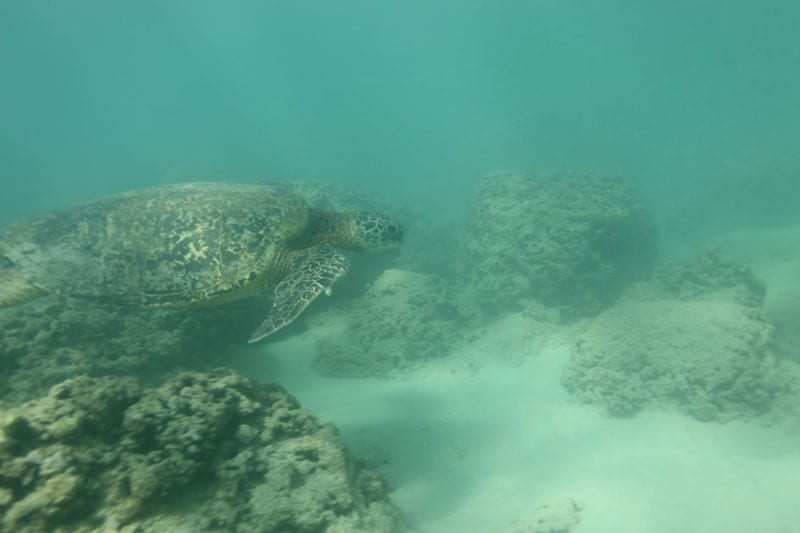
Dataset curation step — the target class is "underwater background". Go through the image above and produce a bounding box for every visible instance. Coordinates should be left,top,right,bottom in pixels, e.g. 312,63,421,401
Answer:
2,1,799,234
1,1,800,532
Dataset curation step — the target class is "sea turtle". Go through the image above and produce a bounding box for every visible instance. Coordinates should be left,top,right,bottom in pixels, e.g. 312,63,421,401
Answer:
0,182,403,342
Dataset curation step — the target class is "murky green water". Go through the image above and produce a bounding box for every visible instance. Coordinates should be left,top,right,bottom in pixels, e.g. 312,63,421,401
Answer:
1,2,799,532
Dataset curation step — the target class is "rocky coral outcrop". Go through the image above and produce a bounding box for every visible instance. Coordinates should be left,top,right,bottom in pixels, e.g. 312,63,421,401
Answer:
311,269,478,377
459,170,657,319
651,248,766,307
0,298,261,405
0,369,404,532
562,251,787,421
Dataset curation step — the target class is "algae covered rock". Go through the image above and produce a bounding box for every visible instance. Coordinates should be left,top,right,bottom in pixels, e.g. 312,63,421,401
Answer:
459,170,657,319
0,369,405,532
562,252,782,421
311,269,478,377
0,297,258,404
651,248,766,307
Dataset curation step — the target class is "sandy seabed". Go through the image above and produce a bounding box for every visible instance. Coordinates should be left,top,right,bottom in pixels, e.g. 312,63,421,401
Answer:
233,326,799,532
231,224,800,533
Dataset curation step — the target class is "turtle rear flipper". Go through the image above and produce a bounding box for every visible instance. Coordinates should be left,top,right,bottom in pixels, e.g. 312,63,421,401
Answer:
248,245,349,343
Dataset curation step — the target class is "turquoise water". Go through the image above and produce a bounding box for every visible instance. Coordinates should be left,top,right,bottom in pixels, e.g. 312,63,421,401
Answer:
3,1,799,233
2,2,800,532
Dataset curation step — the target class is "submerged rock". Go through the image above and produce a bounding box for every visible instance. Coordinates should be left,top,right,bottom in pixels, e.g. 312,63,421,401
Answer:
0,297,258,404
562,252,789,422
0,369,405,532
311,269,479,377
651,248,766,307
459,170,657,319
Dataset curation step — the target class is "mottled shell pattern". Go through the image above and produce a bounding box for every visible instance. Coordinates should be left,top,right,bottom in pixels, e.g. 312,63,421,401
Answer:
0,183,313,306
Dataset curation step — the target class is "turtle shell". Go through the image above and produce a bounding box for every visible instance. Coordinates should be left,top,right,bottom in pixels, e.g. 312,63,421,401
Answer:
0,183,311,306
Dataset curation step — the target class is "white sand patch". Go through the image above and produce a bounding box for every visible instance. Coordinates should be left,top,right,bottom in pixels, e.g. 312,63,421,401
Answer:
231,311,800,533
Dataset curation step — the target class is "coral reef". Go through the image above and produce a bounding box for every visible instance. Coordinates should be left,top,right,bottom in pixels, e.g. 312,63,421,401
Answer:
0,297,261,404
0,369,404,532
562,252,785,421
311,269,479,377
459,170,657,319
652,248,765,307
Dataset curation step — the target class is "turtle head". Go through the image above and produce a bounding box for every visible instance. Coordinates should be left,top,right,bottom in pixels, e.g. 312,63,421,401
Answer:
351,212,404,250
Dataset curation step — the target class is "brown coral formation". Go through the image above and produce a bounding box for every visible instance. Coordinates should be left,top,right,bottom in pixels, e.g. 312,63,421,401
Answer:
562,251,791,421
459,170,658,319
0,298,261,404
0,369,404,532
311,269,478,377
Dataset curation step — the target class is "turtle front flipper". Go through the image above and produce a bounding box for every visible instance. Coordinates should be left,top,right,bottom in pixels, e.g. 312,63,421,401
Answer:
0,255,48,308
249,245,349,343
